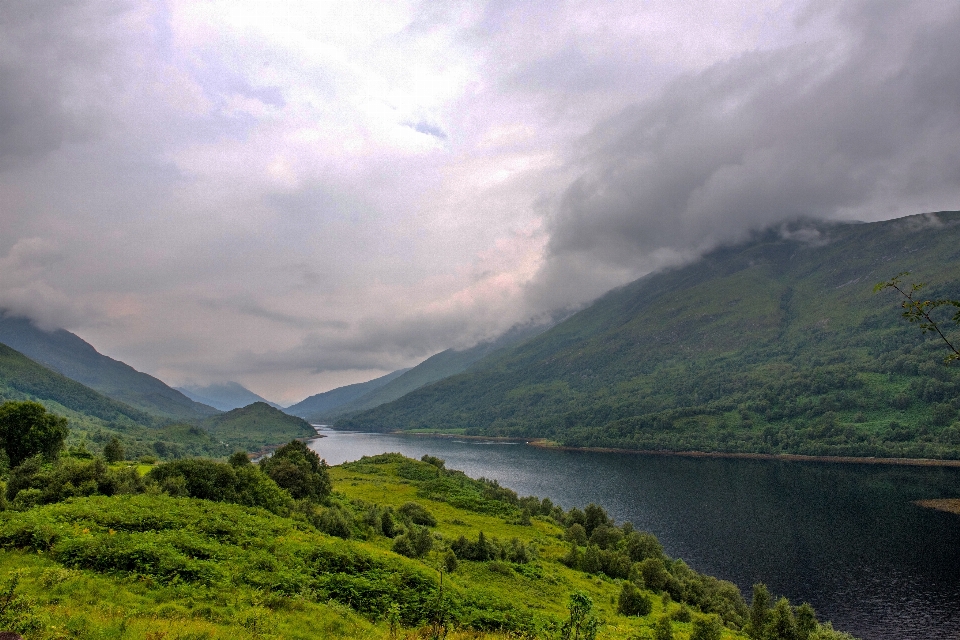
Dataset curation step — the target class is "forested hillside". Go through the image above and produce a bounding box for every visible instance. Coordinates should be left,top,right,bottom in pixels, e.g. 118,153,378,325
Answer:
0,316,218,420
341,212,960,459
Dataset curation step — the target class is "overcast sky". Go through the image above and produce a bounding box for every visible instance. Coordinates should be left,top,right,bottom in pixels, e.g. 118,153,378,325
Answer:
2,0,960,404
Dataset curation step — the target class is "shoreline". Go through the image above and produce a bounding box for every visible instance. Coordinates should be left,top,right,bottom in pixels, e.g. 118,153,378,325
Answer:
525,439,960,467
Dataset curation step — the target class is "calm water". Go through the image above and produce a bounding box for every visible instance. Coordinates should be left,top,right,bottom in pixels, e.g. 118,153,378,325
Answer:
308,428,960,640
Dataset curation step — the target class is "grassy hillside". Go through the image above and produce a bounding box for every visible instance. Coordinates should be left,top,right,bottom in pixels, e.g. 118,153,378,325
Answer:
0,316,218,420
312,321,557,423
198,402,316,451
285,368,410,420
341,212,960,460
0,454,855,639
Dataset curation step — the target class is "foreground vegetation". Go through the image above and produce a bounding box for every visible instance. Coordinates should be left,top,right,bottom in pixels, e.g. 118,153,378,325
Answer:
0,405,856,639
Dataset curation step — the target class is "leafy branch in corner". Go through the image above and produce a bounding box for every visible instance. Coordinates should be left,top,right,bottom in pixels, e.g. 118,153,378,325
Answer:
875,272,960,362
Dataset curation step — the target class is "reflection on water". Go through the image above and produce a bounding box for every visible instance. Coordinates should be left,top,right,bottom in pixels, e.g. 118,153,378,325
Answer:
308,428,960,640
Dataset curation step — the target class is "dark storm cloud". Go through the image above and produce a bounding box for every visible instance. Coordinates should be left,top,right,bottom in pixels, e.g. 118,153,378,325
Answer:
534,0,960,304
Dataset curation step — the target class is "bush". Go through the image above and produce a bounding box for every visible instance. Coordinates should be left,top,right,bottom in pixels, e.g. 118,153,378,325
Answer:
399,501,437,526
147,459,292,514
103,437,125,462
690,614,723,640
259,440,331,501
617,581,652,616
6,456,145,506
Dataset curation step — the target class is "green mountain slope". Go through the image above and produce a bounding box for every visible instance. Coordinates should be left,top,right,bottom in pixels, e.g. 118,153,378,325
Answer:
0,316,218,420
285,368,410,420
198,401,316,451
177,381,283,411
312,321,556,423
341,212,960,459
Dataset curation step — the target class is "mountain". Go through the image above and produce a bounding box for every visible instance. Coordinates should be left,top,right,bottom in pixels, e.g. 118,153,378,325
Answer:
198,402,316,451
302,320,558,423
177,381,282,412
285,368,410,421
0,342,155,427
0,316,218,420
340,211,960,460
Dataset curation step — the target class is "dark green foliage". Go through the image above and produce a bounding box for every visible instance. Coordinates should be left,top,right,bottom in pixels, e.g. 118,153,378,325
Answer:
147,458,292,514
420,454,445,469
624,531,663,561
637,557,669,592
653,615,673,640
690,614,723,640
450,531,536,564
392,524,432,558
258,439,331,501
795,603,817,640
5,456,145,507
617,581,652,616
442,549,458,573
749,583,772,639
381,507,398,537
315,505,353,538
399,501,437,526
0,400,69,467
103,436,124,462
565,522,587,545
583,503,610,535
228,450,250,466
767,597,798,640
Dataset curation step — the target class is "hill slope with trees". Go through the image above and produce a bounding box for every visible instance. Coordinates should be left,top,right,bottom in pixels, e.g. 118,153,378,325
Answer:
0,316,218,420
341,212,960,460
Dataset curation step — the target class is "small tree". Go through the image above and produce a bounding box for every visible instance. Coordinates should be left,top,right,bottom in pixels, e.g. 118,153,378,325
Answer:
617,581,652,616
747,583,771,639
0,401,69,468
103,437,125,463
653,615,673,640
767,597,797,640
560,592,599,640
690,614,723,640
875,273,960,362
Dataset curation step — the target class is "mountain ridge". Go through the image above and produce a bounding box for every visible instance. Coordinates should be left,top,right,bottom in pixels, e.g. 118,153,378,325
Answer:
339,212,960,460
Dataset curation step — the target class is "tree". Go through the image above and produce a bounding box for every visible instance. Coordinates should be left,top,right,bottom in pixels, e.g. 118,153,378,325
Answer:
690,614,723,640
875,273,960,362
103,437,125,463
766,597,797,640
258,439,331,501
747,583,771,639
0,401,69,468
560,592,599,640
652,615,673,640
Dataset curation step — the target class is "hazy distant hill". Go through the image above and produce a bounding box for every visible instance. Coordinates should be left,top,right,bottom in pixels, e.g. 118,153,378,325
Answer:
177,381,282,412
0,316,218,420
299,320,557,423
341,212,960,460
285,368,409,421
198,402,316,451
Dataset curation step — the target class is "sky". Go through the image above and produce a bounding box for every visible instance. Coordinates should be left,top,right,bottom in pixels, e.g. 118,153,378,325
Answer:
2,0,960,405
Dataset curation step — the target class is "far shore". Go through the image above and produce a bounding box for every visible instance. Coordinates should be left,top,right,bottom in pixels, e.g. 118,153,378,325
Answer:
319,425,960,469
526,440,960,468
915,499,960,515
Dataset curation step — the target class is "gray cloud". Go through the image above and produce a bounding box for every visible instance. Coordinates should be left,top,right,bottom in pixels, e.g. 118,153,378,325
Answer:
531,0,960,306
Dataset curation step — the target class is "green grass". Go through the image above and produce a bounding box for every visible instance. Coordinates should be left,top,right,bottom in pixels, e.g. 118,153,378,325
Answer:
0,454,795,640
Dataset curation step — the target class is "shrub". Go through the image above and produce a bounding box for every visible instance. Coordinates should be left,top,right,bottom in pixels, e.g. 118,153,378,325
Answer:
617,581,652,617
399,501,437,526
690,614,723,640
147,459,292,514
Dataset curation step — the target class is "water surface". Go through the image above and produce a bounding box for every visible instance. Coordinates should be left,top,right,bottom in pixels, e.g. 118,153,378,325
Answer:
309,428,960,640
